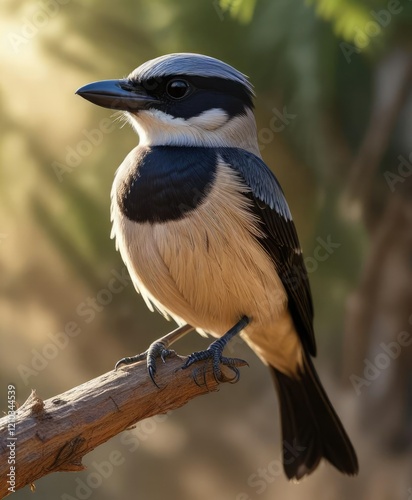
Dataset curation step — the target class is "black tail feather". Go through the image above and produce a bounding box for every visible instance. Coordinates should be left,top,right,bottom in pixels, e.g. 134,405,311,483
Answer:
271,355,358,480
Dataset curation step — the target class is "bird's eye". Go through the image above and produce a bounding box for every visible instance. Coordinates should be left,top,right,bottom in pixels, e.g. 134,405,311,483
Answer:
166,80,191,99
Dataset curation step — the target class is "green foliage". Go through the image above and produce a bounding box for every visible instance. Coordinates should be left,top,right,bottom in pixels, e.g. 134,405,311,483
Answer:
219,0,258,23
223,0,412,51
307,0,372,44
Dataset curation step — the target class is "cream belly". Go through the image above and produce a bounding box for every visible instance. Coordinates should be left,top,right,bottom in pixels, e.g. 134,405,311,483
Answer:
111,163,303,375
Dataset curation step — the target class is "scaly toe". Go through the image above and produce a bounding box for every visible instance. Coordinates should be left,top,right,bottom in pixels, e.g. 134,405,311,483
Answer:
115,352,147,370
220,356,249,368
181,347,248,384
115,341,175,387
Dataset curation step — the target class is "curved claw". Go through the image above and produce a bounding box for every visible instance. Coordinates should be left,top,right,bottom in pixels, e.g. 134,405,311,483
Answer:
225,366,241,384
115,342,175,387
182,348,247,384
115,353,146,370
188,361,243,386
191,366,208,388
115,358,128,371
148,365,160,388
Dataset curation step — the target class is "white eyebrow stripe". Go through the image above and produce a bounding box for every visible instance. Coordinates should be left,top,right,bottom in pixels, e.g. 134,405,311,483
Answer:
187,108,229,130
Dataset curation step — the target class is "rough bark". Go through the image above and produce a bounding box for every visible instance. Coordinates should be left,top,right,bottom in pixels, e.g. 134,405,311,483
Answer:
0,355,239,498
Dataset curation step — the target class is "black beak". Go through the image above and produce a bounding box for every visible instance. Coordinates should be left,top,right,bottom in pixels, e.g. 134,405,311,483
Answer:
75,79,158,112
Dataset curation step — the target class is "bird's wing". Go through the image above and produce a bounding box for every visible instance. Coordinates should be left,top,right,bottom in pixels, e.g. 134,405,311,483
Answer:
218,148,316,356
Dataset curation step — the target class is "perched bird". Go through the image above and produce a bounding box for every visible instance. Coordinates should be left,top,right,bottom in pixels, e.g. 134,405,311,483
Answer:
76,53,358,480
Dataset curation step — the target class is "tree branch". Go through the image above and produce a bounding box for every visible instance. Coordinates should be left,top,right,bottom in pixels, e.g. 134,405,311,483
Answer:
0,355,239,498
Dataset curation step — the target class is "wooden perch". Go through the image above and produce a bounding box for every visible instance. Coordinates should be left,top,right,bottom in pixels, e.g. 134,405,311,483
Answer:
0,354,240,498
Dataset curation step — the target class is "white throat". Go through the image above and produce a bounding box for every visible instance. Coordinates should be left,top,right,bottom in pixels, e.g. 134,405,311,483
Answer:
127,107,261,157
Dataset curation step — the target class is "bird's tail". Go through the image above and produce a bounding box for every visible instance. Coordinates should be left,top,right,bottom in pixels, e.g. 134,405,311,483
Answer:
270,353,359,480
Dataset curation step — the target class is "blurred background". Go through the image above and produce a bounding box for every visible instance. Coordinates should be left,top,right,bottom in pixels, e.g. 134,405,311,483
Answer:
1,0,412,498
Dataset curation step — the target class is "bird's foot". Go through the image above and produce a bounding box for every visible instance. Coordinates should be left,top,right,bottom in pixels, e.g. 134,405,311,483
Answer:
115,324,194,387
182,344,248,383
115,341,175,387
181,316,250,383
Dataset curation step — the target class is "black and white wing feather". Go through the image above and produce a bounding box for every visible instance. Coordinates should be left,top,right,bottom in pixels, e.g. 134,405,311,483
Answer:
218,148,316,356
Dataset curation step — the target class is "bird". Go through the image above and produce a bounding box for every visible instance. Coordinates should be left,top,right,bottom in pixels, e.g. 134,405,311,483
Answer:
76,52,358,480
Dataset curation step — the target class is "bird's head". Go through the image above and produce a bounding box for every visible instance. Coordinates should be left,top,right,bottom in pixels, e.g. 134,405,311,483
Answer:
76,53,259,154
